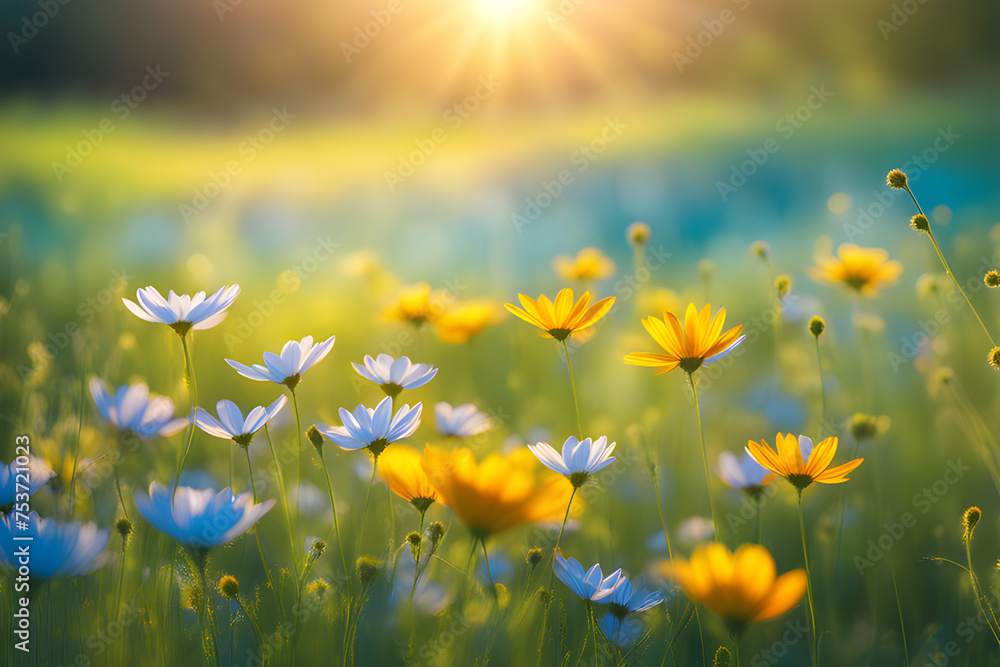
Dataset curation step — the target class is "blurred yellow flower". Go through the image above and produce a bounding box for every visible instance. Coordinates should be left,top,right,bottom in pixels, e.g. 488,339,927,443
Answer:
809,243,902,296
384,282,446,327
434,299,504,344
624,303,744,375
378,446,444,514
659,542,806,635
504,288,615,342
636,288,681,319
421,446,572,538
746,433,863,489
553,247,617,281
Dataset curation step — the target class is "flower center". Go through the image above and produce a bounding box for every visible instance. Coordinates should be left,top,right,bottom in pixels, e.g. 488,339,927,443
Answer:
609,603,629,620
678,357,703,374
169,321,193,338
844,274,869,291
410,497,436,514
380,382,404,399
568,471,589,488
547,327,572,341
786,473,814,490
232,433,254,448
281,373,301,391
367,437,390,458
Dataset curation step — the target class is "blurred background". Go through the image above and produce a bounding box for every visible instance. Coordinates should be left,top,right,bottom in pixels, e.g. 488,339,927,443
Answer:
2,1,1000,663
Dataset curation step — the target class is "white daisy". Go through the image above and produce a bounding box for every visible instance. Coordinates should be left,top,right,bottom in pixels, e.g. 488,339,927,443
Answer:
123,285,240,337
226,335,336,391
528,436,616,487
351,354,437,398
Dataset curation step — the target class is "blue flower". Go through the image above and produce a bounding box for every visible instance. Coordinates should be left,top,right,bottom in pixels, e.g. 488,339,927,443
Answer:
123,285,240,336
0,458,55,506
0,513,108,580
133,482,275,551
90,379,187,438
192,397,288,448
352,354,437,398
717,450,773,491
604,577,664,618
598,613,645,647
529,436,616,486
553,554,626,602
434,402,493,437
226,335,336,391
314,396,421,458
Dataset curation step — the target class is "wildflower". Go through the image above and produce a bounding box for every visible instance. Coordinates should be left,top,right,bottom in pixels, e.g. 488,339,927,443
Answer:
0,513,108,580
434,402,493,438
553,554,626,601
627,222,651,246
717,451,773,497
714,647,733,667
123,285,240,337
306,578,329,598
0,457,55,506
218,575,240,599
504,288,615,342
351,354,437,398
191,397,287,448
133,482,276,551
775,275,791,298
527,547,544,568
809,316,825,337
624,303,745,375
225,335,335,392
659,542,806,636
553,248,617,281
427,521,446,549
886,169,908,189
406,532,422,562
809,243,902,296
313,396,421,459
356,555,383,585
746,434,863,490
421,446,572,538
384,282,442,327
848,413,889,441
90,379,187,438
306,425,324,452
115,517,134,543
608,578,663,615
985,271,1000,288
527,436,616,487
434,300,503,343
910,214,930,233
989,347,1000,371
377,446,443,514
750,241,770,261
963,506,981,542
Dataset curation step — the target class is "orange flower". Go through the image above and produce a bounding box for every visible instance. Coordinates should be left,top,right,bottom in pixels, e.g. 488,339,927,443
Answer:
624,303,744,375
809,243,902,296
434,300,504,344
377,446,444,515
553,248,617,281
384,282,446,327
421,446,572,538
659,542,806,636
504,288,614,342
745,433,863,490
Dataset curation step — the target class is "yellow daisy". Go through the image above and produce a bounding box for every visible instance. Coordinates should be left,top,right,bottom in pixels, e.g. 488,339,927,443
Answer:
553,247,617,281
377,446,444,515
809,243,902,296
384,282,444,327
504,288,615,342
659,542,806,636
745,433,863,490
434,299,504,344
624,303,744,375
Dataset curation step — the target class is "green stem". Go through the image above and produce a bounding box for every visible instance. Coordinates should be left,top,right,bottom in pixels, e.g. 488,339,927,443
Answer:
588,601,600,667
797,490,818,667
198,559,223,667
734,635,741,667
68,366,86,515
905,184,996,347
264,425,299,584
832,436,863,586
563,340,583,437
688,372,720,542
355,459,378,556
755,494,762,545
291,390,303,525
114,461,129,521
872,449,910,663
172,334,198,500
319,449,352,598
651,466,675,562
814,337,826,437
407,512,425,607
481,538,496,591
